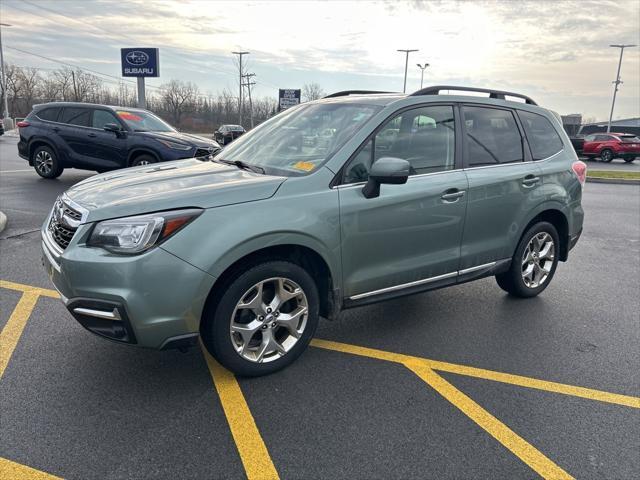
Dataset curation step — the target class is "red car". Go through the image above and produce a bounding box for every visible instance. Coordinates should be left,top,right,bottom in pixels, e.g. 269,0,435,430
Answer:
582,132,640,163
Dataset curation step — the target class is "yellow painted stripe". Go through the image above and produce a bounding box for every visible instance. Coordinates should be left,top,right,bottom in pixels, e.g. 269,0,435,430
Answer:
0,457,63,480
0,280,59,299
201,344,280,480
0,291,40,378
404,360,574,480
311,339,640,409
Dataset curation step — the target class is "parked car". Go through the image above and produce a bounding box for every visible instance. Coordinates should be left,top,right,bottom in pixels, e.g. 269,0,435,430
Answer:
18,102,221,178
582,133,639,163
214,124,245,145
0,118,4,136
569,136,584,155
42,86,585,376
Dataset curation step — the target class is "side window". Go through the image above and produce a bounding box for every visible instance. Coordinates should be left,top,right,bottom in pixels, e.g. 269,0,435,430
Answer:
584,135,595,141
92,109,120,129
343,105,455,182
60,108,91,127
463,106,523,166
36,107,60,122
594,135,608,141
517,110,564,160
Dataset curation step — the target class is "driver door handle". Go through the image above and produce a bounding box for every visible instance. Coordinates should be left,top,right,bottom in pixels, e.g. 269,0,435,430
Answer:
441,189,466,202
87,133,97,138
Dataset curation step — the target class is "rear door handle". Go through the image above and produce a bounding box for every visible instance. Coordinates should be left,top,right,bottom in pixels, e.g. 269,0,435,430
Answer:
522,175,540,187
52,127,60,132
441,189,466,202
87,133,97,138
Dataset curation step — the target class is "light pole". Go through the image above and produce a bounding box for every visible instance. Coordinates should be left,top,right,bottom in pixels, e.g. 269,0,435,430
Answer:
0,23,12,130
232,51,249,126
397,49,418,93
416,63,429,89
607,44,637,133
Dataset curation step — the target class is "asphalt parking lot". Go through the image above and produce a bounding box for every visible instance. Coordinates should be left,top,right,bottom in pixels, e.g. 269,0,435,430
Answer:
1,133,639,480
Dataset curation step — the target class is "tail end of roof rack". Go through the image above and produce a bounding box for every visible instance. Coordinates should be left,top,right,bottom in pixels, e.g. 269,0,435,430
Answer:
411,85,538,105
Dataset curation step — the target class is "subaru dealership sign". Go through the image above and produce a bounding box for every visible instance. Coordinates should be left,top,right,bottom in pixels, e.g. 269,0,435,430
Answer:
121,48,160,77
279,89,301,111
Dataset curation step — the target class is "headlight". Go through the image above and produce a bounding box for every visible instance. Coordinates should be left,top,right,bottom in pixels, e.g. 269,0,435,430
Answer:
88,209,202,254
156,139,193,151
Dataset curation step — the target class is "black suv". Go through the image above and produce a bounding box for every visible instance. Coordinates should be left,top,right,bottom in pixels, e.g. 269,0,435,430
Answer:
214,124,245,145
18,102,221,178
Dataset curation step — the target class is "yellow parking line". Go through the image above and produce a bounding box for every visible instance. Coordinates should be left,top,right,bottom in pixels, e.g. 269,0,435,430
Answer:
0,457,63,480
0,290,40,378
311,339,640,409
404,361,574,480
0,280,59,299
201,344,280,480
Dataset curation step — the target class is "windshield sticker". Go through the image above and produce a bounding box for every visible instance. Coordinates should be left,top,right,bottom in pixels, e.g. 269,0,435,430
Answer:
117,111,142,121
292,161,316,172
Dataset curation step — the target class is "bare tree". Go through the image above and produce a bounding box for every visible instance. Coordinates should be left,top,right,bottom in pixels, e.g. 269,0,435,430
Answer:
159,79,200,126
302,82,325,102
17,67,41,110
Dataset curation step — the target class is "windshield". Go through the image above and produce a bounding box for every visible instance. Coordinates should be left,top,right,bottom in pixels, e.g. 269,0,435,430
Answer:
116,110,175,132
217,102,381,176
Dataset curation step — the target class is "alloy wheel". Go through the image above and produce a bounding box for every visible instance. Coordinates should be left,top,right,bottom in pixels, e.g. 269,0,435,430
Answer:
35,150,53,175
521,232,555,288
600,150,613,162
229,277,308,363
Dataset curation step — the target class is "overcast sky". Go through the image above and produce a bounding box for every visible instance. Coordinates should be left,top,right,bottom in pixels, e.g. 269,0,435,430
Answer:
1,0,639,120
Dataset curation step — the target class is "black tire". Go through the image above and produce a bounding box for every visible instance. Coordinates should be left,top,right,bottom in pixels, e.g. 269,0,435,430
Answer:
496,221,560,298
33,145,63,179
202,261,320,377
623,156,636,163
600,149,614,163
130,154,157,167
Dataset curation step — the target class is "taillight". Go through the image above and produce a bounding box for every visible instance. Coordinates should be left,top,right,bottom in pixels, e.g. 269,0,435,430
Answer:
572,161,587,186
16,121,30,128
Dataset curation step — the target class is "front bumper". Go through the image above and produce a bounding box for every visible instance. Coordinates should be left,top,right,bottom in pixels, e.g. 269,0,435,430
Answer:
41,219,216,349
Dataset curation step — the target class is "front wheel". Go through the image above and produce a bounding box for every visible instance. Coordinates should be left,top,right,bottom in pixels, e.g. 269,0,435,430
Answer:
600,149,614,163
623,156,636,163
496,222,560,298
202,261,320,376
130,154,157,167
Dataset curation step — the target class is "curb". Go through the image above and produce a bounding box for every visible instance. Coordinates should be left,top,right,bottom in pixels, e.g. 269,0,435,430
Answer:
586,177,640,186
0,211,6,234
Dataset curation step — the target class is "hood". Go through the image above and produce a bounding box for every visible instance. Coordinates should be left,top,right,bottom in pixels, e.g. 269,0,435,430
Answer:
66,159,286,222
138,131,219,148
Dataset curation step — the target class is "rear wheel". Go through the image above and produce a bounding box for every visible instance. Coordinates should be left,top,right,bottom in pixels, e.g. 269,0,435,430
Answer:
496,222,560,298
600,149,614,163
130,154,157,167
33,146,63,179
202,261,319,376
623,156,636,163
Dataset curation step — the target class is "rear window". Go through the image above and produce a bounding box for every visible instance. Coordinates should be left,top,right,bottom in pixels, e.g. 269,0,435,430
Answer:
36,107,61,122
517,110,564,160
60,108,91,127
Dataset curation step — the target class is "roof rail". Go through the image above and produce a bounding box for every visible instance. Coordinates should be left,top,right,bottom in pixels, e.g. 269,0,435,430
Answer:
323,90,398,99
410,85,538,106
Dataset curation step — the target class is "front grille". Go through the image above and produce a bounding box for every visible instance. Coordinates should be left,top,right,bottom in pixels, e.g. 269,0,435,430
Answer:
48,199,82,250
195,147,213,158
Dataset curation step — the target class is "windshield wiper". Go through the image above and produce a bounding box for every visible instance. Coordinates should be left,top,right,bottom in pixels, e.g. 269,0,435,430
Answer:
216,158,265,174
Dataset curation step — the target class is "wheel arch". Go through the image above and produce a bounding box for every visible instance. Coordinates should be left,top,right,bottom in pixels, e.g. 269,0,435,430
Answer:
518,207,569,262
200,243,340,338
28,138,61,166
127,148,160,166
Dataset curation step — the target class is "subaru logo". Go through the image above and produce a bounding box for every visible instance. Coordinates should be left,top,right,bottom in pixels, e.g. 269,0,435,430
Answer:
125,51,149,66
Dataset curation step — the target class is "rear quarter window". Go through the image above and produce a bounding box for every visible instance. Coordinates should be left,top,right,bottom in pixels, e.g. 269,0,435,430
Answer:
518,110,564,160
36,107,61,122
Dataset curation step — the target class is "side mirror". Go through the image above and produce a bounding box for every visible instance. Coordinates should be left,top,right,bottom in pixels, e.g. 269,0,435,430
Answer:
103,123,121,133
362,157,410,199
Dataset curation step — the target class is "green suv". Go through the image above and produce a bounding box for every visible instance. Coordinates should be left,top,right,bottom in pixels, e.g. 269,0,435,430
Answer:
42,86,586,376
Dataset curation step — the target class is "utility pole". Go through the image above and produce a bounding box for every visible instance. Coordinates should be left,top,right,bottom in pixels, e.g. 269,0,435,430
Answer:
0,22,13,130
242,73,256,128
416,63,429,89
607,44,637,132
397,49,418,93
232,51,249,126
71,70,78,101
